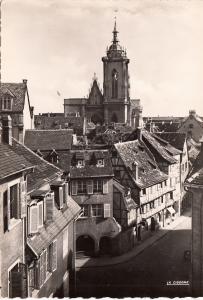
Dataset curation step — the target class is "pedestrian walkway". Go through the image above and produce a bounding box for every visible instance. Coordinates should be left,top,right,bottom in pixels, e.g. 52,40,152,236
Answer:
76,210,191,269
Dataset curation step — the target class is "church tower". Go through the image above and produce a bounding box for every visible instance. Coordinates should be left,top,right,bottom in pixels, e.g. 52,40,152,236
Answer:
102,20,130,124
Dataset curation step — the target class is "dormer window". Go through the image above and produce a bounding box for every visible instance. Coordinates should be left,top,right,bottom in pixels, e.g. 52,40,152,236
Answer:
77,159,85,168
97,159,104,167
48,149,58,164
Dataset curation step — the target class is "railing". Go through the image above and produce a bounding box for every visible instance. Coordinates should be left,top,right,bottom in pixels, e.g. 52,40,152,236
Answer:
141,203,165,219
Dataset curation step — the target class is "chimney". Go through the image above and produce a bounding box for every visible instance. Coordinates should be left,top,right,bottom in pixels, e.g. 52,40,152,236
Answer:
22,79,27,85
2,115,12,145
132,161,139,180
137,127,142,141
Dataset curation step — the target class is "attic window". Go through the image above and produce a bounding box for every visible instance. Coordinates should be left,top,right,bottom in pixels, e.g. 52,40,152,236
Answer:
77,159,85,168
0,95,12,110
97,159,104,167
49,150,59,164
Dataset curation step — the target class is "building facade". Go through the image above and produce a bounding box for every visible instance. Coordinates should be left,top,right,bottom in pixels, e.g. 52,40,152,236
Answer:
64,21,142,127
0,80,34,143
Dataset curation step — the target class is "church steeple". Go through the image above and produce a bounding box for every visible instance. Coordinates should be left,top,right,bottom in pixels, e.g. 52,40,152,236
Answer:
106,19,126,58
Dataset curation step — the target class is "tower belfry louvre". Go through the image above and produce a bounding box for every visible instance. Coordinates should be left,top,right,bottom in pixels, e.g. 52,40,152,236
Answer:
64,20,142,128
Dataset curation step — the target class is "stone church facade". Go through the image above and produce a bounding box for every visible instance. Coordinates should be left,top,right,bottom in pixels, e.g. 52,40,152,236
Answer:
64,21,142,128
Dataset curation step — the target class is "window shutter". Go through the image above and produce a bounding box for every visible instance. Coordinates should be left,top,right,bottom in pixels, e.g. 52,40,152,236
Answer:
104,203,111,218
38,251,47,288
87,180,93,194
71,181,78,195
103,180,108,194
29,205,38,234
52,240,57,272
20,181,27,218
46,194,54,222
37,202,43,228
59,187,64,209
63,182,69,203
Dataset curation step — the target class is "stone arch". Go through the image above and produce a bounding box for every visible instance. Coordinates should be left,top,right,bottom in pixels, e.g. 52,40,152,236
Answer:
76,235,95,256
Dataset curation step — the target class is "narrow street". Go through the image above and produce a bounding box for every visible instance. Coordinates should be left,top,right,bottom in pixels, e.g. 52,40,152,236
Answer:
76,213,191,298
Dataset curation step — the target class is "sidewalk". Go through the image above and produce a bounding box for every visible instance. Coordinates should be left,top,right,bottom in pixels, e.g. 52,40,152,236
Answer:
76,211,191,269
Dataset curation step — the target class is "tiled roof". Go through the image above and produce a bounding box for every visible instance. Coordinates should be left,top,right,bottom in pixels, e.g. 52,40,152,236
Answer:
70,150,113,178
34,114,84,135
151,121,181,133
114,140,168,189
0,82,27,112
24,129,73,151
27,197,81,256
113,179,138,210
12,139,62,193
0,143,33,180
152,133,182,156
155,132,186,152
127,129,177,164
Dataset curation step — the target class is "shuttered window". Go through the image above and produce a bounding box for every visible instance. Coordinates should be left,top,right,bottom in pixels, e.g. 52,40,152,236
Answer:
93,179,103,193
9,263,28,298
103,180,108,194
29,205,38,234
37,202,43,228
104,203,110,218
46,193,54,222
87,180,93,194
10,184,19,219
92,204,103,217
71,181,78,195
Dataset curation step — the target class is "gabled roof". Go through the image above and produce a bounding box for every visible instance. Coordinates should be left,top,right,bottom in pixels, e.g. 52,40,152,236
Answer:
114,140,168,189
155,132,186,152
151,133,182,156
24,129,73,151
127,129,177,164
0,143,33,181
12,139,62,193
0,82,27,112
147,121,181,133
27,197,81,257
87,78,103,105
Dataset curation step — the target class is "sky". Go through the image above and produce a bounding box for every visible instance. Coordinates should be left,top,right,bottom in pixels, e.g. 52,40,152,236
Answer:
1,0,203,117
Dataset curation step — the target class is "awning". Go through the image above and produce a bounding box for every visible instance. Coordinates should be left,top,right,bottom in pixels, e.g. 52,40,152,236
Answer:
167,207,176,215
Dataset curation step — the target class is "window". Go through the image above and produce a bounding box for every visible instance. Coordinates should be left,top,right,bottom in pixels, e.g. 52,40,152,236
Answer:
185,162,187,171
150,201,154,209
9,263,28,298
93,179,103,193
38,250,48,288
92,204,103,217
77,160,85,168
10,184,18,219
165,180,167,186
142,189,146,195
78,180,87,194
71,181,78,195
87,180,93,194
0,95,12,110
161,196,164,204
80,204,89,217
112,69,118,98
150,186,153,194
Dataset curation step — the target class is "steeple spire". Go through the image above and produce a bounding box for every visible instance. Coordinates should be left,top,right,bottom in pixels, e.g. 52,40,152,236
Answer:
112,16,119,44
